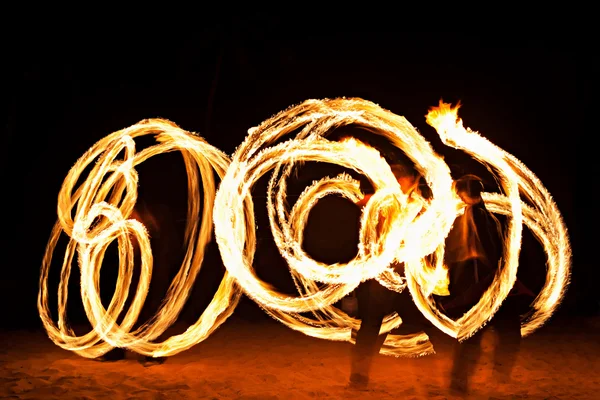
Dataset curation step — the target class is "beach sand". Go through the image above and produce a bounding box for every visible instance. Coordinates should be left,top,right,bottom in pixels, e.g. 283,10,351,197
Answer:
2,313,599,400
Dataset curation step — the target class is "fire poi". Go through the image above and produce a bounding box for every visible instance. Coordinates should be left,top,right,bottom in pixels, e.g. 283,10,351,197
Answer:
37,98,571,359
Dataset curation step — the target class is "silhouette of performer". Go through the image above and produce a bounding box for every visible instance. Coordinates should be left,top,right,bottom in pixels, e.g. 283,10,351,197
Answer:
443,174,534,394
100,199,172,365
349,163,421,388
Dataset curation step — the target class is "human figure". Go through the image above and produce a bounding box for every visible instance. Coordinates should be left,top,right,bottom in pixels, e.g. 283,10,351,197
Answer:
443,175,534,394
100,200,172,365
348,163,421,388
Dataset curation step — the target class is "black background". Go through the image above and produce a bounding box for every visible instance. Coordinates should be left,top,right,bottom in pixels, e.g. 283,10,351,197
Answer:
2,19,591,331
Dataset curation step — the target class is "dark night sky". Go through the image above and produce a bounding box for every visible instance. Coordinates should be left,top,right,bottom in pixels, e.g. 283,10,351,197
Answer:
2,21,591,329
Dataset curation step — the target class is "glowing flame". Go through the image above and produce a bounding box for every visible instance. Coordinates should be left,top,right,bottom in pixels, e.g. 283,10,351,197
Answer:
38,98,571,359
425,100,571,340
425,100,463,144
38,120,242,358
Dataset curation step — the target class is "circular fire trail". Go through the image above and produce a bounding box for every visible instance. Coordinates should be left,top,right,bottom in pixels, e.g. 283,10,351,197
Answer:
38,98,571,358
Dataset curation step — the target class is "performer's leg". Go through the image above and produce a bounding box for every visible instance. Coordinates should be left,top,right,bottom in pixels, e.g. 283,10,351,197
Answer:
350,280,391,387
372,282,398,352
491,296,522,383
139,235,170,366
450,326,484,394
97,251,126,362
447,260,490,393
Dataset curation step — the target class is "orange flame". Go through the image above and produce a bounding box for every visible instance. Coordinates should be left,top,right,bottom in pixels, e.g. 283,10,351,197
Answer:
38,98,570,359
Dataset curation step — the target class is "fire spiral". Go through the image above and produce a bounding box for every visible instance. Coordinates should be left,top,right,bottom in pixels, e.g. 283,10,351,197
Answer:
38,98,571,359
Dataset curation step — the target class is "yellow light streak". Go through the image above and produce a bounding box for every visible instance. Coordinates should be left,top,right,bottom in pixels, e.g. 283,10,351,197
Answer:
38,98,571,359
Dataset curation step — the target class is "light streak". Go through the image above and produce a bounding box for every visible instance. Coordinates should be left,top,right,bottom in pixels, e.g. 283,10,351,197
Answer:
38,98,571,358
38,119,242,358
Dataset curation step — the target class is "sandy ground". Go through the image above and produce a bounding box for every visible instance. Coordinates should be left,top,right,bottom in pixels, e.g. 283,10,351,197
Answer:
1,314,599,400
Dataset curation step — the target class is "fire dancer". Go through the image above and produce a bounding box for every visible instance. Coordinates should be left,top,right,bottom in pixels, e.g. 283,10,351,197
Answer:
99,199,170,366
348,163,420,389
443,174,534,393
443,175,503,317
